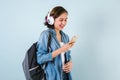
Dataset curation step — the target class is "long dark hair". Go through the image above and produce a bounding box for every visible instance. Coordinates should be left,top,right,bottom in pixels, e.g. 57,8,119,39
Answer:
44,6,68,29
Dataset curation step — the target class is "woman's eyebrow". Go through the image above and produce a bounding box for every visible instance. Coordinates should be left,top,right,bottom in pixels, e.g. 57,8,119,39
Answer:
59,17,68,19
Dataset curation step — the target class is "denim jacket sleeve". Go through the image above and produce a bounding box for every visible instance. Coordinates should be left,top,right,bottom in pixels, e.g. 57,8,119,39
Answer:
36,31,53,65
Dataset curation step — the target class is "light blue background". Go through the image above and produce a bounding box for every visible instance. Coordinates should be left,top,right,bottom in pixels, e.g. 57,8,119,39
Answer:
0,0,120,80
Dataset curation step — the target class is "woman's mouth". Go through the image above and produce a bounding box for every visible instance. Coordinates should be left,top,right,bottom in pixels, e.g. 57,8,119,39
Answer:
59,25,64,29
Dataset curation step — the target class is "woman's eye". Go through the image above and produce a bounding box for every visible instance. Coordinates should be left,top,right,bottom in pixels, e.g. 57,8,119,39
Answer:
65,19,67,22
59,19,63,22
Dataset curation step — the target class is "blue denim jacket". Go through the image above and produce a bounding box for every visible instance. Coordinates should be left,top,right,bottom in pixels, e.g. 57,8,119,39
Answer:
36,29,72,80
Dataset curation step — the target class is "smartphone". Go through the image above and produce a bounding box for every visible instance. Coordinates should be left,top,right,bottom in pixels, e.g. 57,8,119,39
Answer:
69,35,78,44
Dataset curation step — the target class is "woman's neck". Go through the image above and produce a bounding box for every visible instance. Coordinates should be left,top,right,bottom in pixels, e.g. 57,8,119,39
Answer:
55,29,60,35
55,29,61,42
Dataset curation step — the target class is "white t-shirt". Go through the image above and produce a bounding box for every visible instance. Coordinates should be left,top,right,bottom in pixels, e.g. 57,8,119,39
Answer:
59,42,65,66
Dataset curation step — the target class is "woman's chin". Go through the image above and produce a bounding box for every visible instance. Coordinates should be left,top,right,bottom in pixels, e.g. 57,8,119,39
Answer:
59,27,64,30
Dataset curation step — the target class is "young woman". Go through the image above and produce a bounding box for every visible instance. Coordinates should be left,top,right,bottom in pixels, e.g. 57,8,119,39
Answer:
36,6,75,80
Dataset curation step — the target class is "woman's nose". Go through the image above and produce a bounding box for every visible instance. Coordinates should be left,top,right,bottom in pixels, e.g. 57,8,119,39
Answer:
62,20,66,25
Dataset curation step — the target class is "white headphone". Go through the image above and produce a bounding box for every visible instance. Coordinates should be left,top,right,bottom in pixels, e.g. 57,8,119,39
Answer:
46,9,54,25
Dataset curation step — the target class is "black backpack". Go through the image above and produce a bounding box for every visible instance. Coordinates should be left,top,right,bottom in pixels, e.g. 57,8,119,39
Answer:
22,32,51,80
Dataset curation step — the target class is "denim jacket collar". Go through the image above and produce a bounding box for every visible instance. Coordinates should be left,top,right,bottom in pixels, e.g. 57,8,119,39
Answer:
48,28,64,36
49,29,68,44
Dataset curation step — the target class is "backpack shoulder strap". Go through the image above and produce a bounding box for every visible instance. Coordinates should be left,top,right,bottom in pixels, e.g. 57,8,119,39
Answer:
47,31,54,63
47,31,51,52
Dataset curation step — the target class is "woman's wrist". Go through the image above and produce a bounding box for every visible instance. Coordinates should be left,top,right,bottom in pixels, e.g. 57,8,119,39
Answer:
52,48,63,58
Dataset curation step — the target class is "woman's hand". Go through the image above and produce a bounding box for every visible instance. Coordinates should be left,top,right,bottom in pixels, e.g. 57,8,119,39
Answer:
52,42,74,58
60,42,75,53
63,61,72,73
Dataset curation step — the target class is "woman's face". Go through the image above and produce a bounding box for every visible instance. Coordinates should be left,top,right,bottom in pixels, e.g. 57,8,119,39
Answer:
54,12,68,31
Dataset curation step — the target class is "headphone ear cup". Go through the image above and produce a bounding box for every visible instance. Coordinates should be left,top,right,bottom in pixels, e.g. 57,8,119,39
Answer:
47,16,54,25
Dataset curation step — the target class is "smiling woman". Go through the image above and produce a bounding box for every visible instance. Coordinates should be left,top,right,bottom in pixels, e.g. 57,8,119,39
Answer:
36,6,75,80
54,12,68,31
1,0,120,80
